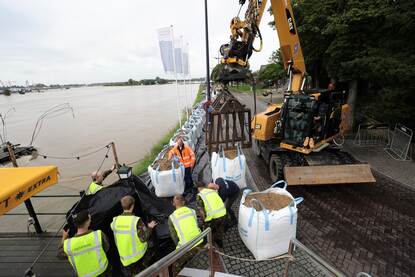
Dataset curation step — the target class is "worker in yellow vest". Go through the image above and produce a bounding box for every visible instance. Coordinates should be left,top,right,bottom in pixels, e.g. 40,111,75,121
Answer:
168,194,202,248
168,194,203,276
196,182,227,248
111,195,157,276
86,164,116,195
58,210,111,277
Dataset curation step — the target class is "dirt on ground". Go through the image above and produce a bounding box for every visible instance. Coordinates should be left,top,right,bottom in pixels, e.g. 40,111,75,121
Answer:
244,192,292,211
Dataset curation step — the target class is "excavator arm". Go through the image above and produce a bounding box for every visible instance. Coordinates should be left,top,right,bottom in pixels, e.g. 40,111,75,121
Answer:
219,0,306,92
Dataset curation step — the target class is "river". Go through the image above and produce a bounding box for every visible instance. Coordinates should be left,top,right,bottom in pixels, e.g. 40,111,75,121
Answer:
0,84,199,231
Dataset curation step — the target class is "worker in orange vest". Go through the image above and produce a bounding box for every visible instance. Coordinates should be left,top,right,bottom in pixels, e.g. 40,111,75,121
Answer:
168,137,196,194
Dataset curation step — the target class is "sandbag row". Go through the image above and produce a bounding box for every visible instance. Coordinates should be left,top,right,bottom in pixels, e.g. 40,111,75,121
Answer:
149,105,206,197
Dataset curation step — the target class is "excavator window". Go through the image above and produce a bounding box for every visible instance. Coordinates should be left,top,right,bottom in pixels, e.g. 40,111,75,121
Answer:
282,95,315,146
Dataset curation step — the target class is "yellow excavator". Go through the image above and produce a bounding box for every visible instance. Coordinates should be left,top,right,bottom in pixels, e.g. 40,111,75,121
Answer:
216,0,375,186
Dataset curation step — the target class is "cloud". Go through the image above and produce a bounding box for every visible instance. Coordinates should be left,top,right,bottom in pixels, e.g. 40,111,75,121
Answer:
0,0,280,85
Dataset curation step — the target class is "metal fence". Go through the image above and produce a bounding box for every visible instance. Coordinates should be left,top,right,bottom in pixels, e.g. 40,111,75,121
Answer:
385,123,413,161
353,123,390,146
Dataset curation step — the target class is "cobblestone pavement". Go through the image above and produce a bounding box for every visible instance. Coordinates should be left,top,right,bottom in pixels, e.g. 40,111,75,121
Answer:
244,148,415,277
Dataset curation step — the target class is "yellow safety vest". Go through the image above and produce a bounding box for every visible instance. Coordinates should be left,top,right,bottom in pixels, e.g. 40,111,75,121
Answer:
111,215,148,267
63,230,108,277
198,188,227,222
169,207,202,249
86,181,102,195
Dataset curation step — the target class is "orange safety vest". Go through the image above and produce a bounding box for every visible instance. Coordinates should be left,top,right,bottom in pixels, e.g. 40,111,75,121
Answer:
169,144,195,168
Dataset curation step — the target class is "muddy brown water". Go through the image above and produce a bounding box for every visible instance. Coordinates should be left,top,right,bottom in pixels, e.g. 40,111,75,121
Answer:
0,84,198,231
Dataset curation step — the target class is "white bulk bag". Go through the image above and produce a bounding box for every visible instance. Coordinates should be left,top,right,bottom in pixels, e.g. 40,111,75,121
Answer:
182,122,198,142
192,114,205,126
190,116,203,129
238,181,304,260
169,131,194,150
148,161,185,197
211,146,247,189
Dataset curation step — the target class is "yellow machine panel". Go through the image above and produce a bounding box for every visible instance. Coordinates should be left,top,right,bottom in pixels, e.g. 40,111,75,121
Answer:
251,103,281,141
0,166,59,216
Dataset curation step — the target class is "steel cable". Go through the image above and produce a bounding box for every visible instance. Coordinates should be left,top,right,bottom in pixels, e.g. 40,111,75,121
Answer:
37,143,111,160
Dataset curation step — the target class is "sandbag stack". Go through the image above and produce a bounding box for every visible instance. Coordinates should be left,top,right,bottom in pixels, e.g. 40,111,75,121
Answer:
147,103,206,197
211,144,247,189
238,181,303,260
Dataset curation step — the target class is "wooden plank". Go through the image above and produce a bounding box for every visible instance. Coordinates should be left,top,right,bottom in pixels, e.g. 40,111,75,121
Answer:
284,164,376,186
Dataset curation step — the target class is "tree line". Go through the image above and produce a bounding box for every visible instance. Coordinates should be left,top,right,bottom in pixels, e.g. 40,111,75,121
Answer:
261,0,415,129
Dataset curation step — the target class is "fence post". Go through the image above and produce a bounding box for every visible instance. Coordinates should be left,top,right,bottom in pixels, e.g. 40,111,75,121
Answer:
208,229,214,277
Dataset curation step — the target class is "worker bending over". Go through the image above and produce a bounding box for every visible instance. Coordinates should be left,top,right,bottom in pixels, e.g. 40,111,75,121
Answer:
86,164,116,195
196,182,227,248
111,195,157,276
168,194,203,276
168,137,196,194
58,210,111,277
208,177,240,228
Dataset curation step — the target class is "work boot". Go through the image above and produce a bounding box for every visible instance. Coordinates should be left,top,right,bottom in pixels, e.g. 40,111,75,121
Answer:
303,137,310,147
309,138,315,148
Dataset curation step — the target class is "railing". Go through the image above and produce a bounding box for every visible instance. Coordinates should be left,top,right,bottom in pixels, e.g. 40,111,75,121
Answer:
284,238,346,277
136,227,214,277
3,194,80,233
354,123,390,146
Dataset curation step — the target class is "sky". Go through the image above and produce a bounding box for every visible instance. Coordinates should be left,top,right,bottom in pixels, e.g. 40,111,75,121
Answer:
0,0,280,85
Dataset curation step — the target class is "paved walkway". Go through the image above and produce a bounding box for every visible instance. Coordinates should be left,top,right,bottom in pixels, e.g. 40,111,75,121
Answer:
343,140,415,189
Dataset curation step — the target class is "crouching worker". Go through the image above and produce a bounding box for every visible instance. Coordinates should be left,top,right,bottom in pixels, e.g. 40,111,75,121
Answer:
196,182,227,248
111,195,158,276
208,177,240,228
168,137,196,194
169,194,203,276
58,210,111,277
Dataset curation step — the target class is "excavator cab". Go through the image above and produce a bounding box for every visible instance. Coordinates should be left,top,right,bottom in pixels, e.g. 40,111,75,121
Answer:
279,95,316,147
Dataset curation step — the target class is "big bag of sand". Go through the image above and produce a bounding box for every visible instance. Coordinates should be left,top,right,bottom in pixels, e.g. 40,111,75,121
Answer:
211,145,247,189
238,181,303,260
148,146,185,197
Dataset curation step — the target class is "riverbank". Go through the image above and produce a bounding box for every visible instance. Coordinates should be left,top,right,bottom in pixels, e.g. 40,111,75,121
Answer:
132,84,204,176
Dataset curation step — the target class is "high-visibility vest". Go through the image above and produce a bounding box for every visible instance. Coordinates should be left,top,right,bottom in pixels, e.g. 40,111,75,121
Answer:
111,215,148,267
198,188,227,222
86,181,102,195
63,230,108,277
168,145,195,168
169,207,202,249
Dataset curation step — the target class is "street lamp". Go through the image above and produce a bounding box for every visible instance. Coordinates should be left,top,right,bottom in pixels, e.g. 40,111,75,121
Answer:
117,164,132,180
